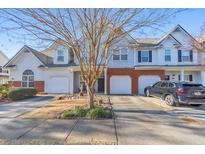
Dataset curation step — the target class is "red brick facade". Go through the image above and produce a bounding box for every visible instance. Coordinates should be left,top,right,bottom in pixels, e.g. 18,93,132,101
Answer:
8,81,45,93
8,81,21,88
107,68,165,95
34,81,44,92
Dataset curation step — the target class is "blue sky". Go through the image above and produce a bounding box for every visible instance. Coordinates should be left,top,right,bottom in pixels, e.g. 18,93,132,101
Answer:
1,8,205,59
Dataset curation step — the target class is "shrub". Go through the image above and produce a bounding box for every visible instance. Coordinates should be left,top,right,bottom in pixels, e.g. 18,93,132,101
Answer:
8,88,37,100
0,84,10,98
63,107,88,118
86,107,111,119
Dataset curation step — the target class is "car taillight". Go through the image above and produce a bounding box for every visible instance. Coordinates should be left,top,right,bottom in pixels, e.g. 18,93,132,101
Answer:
176,89,192,94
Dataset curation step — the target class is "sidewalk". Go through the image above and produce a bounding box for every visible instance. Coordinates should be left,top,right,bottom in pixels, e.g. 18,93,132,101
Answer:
0,118,117,145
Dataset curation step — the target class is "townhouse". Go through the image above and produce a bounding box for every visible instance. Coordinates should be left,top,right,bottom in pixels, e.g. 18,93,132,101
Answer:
4,25,205,95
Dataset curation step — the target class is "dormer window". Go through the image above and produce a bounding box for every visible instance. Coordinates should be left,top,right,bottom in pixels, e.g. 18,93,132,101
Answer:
57,49,65,62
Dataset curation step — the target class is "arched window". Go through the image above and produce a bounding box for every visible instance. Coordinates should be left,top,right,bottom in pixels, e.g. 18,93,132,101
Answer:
22,70,34,88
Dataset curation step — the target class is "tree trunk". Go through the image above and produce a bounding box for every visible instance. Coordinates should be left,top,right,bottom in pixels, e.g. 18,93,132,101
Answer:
87,86,94,109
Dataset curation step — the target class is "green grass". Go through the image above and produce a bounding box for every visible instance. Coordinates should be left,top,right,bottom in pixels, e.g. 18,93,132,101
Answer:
63,107,89,118
87,107,111,119
62,106,112,119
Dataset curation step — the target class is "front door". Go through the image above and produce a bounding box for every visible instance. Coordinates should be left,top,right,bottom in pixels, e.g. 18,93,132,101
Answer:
98,78,104,92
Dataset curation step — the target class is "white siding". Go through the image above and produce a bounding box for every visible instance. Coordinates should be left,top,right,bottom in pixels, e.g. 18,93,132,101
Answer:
108,48,135,68
135,49,158,66
9,51,43,81
135,31,199,66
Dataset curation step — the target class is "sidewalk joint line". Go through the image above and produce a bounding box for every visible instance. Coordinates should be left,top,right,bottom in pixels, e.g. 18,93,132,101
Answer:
109,97,118,145
64,118,79,142
16,119,47,140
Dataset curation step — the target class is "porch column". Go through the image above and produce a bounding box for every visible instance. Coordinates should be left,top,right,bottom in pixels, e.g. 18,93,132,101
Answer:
70,69,74,94
180,70,184,81
201,71,205,86
104,68,107,95
134,49,137,66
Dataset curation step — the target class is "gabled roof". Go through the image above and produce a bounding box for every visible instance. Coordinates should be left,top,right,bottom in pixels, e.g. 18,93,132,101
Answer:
25,46,53,65
135,24,197,48
4,45,53,68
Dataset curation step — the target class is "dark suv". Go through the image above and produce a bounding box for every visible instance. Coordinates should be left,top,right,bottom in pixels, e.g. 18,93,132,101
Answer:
144,81,205,106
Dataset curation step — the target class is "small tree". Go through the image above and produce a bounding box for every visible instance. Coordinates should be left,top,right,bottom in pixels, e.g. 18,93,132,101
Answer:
0,8,183,108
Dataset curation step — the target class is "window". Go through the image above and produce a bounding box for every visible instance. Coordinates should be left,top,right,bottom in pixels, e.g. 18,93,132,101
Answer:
57,49,65,62
113,48,128,61
121,48,128,60
22,70,34,88
141,51,149,62
184,74,193,82
113,50,120,60
182,51,190,62
165,50,171,62
165,75,170,81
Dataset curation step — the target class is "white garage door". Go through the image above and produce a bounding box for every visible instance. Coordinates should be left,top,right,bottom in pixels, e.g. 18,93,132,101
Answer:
110,76,131,94
47,77,70,93
138,75,160,95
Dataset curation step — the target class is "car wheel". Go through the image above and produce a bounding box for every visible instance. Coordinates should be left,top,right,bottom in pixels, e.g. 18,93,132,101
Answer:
164,95,175,106
145,89,150,97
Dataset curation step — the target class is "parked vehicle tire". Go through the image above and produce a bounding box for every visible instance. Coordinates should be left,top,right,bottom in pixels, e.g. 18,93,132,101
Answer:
164,95,175,106
145,89,150,97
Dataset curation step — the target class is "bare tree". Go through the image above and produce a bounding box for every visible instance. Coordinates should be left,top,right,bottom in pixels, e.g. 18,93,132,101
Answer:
192,23,205,51
0,8,183,109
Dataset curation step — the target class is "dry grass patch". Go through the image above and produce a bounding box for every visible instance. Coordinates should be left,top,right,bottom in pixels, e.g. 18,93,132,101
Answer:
19,99,87,119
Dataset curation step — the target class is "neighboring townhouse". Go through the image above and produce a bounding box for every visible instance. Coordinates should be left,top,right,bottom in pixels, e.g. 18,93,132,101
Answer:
4,25,205,95
107,25,205,95
0,50,9,85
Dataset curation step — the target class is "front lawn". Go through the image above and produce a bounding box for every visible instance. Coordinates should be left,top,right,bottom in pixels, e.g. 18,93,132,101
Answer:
19,95,112,119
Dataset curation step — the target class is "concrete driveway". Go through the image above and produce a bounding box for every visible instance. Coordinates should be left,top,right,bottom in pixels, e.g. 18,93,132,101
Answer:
111,96,205,144
0,96,54,118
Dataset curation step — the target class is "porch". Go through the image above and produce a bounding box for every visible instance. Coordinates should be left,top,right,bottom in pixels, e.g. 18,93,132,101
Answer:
73,69,107,94
164,66,205,85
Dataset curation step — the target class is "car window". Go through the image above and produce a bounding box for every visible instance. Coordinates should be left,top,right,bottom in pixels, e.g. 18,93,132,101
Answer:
182,84,205,90
153,82,161,88
160,82,168,88
169,82,175,88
